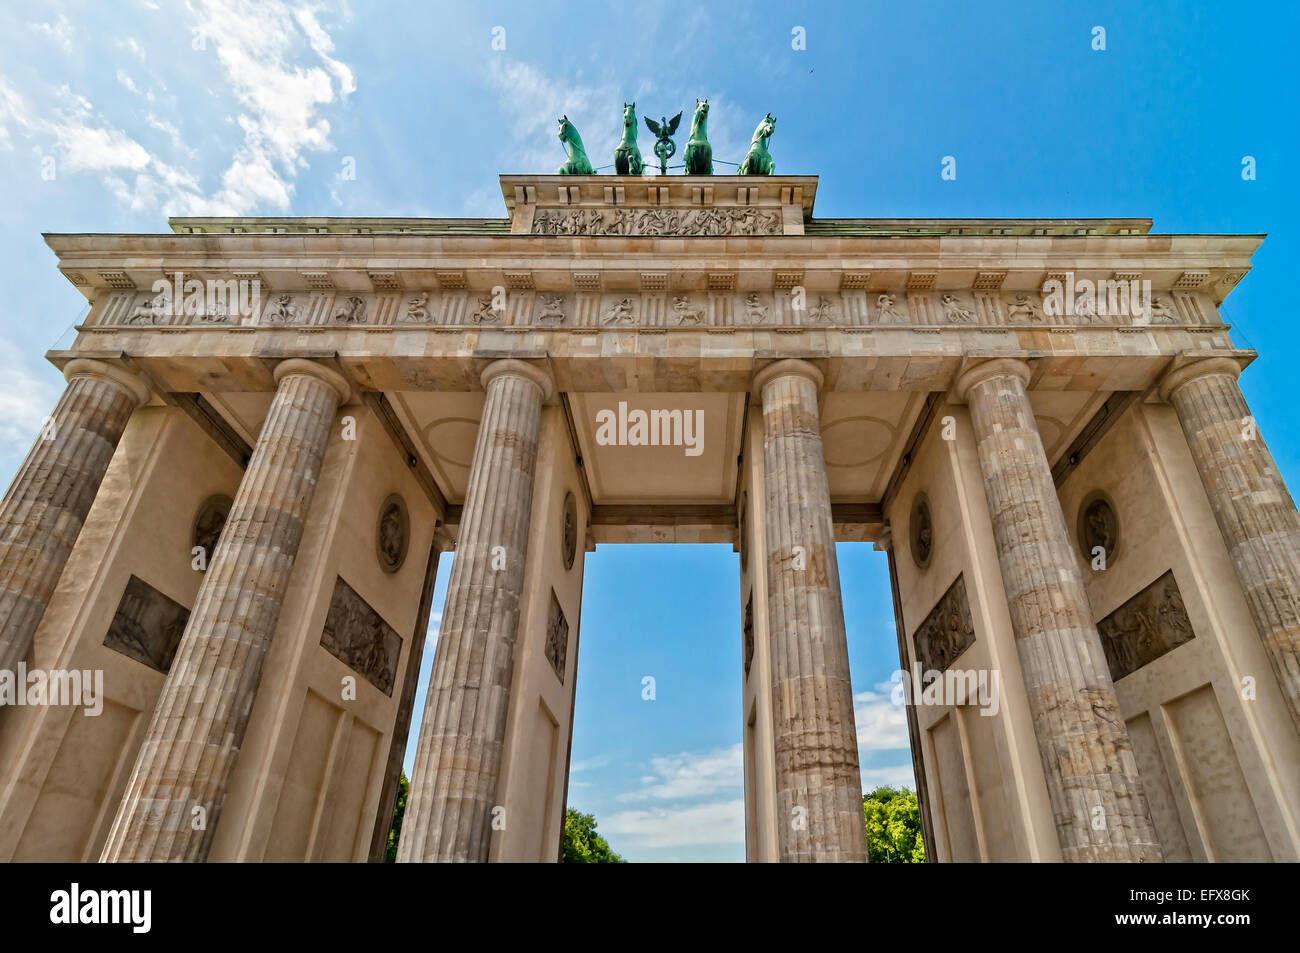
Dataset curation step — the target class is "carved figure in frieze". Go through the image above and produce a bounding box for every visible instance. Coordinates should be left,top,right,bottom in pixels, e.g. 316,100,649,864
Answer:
126,296,162,325
264,293,300,325
672,295,704,325
470,296,502,324
1006,293,1044,323
602,297,637,326
535,294,566,325
940,293,976,323
875,292,906,324
806,295,838,323
405,292,429,322
744,292,769,324
1149,294,1178,324
194,300,230,324
333,295,366,324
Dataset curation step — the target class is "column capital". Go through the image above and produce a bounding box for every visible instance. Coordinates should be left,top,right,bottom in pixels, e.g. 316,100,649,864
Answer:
1157,356,1244,402
481,358,554,402
62,358,151,408
873,523,894,553
273,358,353,404
752,358,824,395
950,357,1031,404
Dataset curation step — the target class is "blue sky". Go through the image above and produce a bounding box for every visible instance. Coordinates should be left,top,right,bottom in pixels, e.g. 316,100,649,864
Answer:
1,1,1296,862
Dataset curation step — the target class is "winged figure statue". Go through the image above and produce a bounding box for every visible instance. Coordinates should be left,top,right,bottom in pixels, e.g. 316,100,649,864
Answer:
645,110,683,175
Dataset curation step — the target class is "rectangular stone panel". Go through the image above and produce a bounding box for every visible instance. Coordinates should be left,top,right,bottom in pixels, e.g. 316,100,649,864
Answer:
266,690,340,862
929,713,979,861
1096,570,1195,681
1165,685,1271,862
913,574,976,681
1125,712,1193,862
102,575,189,673
319,577,402,696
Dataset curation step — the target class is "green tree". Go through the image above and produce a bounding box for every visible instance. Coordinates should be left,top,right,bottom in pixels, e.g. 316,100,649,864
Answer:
561,808,625,863
862,785,925,863
384,771,409,863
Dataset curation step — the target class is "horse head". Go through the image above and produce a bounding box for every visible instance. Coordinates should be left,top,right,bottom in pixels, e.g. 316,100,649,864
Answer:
757,113,776,140
557,115,572,142
623,102,636,128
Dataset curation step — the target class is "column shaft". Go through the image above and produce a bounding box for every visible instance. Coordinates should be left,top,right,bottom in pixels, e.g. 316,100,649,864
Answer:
957,359,1161,862
0,360,148,676
398,361,549,862
756,360,866,863
1162,358,1300,734
101,360,348,862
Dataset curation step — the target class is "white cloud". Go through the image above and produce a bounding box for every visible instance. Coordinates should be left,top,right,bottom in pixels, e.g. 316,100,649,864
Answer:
854,680,911,750
485,59,617,174
28,14,73,54
4,1,357,218
0,340,63,457
861,761,920,792
602,799,744,848
117,36,147,62
617,743,742,802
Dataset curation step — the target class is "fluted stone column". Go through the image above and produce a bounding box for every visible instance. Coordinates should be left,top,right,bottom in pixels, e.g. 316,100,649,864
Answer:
954,358,1162,862
754,359,866,863
0,359,149,677
101,359,351,862
1160,357,1300,734
398,359,551,863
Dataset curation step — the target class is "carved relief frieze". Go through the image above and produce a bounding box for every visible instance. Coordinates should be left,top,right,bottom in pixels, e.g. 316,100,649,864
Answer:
545,590,569,683
531,205,782,236
91,280,1220,331
103,575,190,673
319,576,402,695
913,574,976,683
1096,570,1196,681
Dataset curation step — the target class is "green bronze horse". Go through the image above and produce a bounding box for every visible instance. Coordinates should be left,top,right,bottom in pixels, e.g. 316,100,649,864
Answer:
613,102,644,176
557,115,594,175
682,99,712,175
738,113,776,176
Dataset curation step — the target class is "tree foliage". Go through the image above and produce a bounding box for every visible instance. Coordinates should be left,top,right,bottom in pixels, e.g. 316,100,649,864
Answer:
862,785,925,863
384,771,409,863
561,808,625,863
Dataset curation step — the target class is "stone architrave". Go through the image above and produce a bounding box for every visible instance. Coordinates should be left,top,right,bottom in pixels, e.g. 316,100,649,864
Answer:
753,359,867,863
398,359,552,863
1159,357,1300,732
953,358,1163,863
0,359,150,677
100,359,352,863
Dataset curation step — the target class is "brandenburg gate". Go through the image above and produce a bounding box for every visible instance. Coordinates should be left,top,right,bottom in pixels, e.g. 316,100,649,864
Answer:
1,158,1298,862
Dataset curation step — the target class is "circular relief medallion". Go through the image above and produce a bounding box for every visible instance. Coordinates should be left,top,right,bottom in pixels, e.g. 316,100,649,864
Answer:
192,494,233,568
1078,491,1119,569
561,492,578,571
909,493,934,570
376,494,410,574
